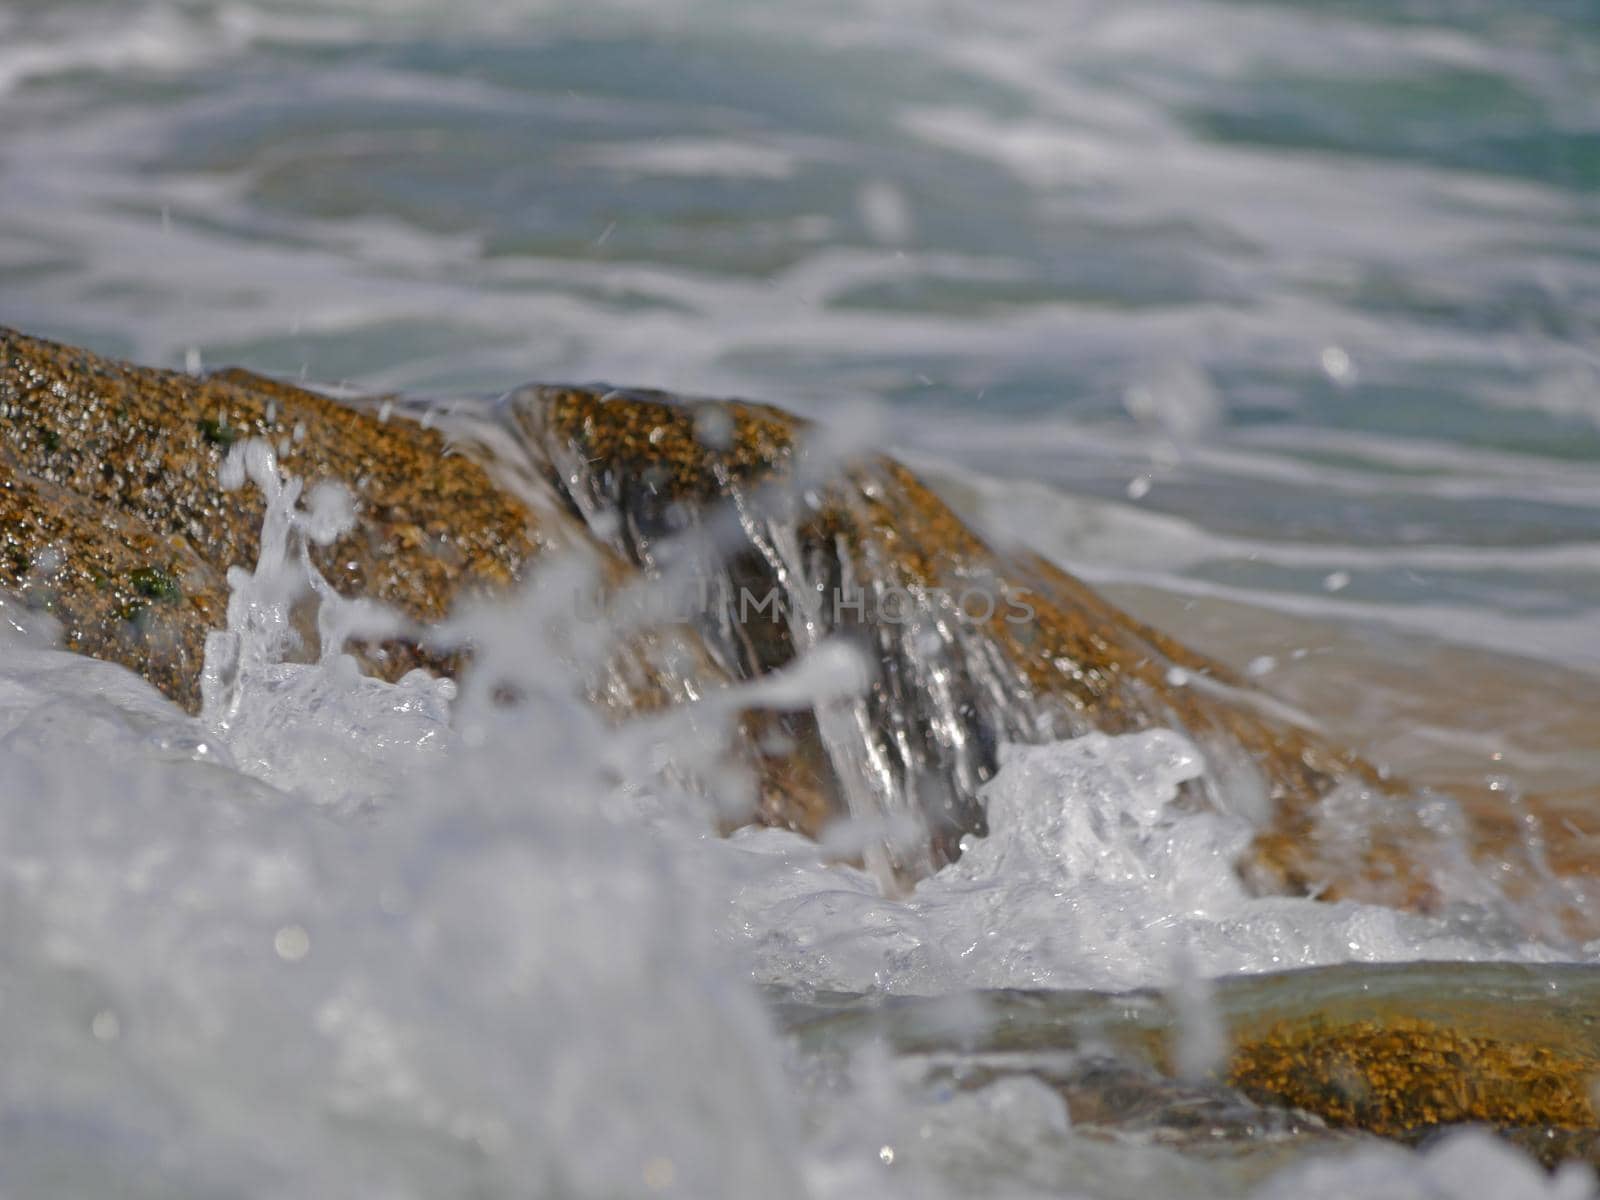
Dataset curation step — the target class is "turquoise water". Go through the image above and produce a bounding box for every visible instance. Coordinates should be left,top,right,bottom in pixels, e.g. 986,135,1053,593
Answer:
3,0,1599,663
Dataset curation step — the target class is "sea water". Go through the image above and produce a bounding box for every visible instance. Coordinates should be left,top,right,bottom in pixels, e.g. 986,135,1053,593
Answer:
2,0,1599,1195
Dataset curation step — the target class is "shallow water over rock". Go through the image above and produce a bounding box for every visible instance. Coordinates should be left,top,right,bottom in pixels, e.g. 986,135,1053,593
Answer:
782,962,1600,1183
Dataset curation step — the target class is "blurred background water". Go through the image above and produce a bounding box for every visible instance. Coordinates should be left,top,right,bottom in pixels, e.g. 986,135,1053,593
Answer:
4,0,1599,639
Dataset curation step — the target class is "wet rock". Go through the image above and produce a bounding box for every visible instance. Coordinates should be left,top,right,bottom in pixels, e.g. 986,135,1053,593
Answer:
782,963,1600,1169
0,327,535,708
0,463,227,703
508,383,1438,901
0,329,1480,903
1223,963,1600,1168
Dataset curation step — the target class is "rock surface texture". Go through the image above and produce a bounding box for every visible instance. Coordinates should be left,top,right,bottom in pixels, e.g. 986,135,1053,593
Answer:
0,329,1526,903
0,329,534,707
792,963,1600,1167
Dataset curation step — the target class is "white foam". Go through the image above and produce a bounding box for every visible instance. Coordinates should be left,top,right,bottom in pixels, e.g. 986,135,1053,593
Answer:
1251,1129,1597,1200
0,453,821,1199
580,138,802,180
719,730,1571,997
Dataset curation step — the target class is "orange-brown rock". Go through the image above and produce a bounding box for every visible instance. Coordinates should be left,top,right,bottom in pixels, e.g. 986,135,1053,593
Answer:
809,962,1600,1167
511,384,1442,902
1219,963,1600,1166
8,332,1597,1163
0,327,536,708
0,328,1556,913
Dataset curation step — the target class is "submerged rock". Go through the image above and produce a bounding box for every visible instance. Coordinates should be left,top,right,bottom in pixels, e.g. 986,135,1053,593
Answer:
0,328,1516,905
783,962,1600,1169
1219,963,1600,1162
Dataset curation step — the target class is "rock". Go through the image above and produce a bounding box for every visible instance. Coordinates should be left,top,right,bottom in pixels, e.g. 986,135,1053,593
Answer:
0,328,1504,905
1223,963,1600,1166
781,962,1600,1169
509,383,1437,901
0,328,534,708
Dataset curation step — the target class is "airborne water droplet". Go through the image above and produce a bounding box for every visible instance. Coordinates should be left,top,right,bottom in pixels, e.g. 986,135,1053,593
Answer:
274,924,310,962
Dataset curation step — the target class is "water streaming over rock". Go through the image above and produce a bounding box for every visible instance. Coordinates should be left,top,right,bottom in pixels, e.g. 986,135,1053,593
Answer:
499,381,1468,907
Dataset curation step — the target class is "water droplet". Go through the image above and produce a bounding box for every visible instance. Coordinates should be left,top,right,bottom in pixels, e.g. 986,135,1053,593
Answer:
643,1157,675,1190
693,408,733,450
858,180,914,244
1124,362,1224,442
274,924,310,962
1320,345,1355,383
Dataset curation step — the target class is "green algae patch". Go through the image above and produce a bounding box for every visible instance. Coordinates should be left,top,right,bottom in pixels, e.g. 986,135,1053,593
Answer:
198,416,239,446
129,565,181,602
119,565,182,624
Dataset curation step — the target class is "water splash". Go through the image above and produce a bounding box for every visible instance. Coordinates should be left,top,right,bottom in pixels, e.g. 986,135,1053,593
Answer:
0,415,1592,1197
722,729,1563,997
197,439,451,807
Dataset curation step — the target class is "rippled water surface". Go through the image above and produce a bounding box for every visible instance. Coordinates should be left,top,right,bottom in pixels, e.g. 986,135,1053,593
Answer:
2,0,1600,1196
6,0,1600,656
